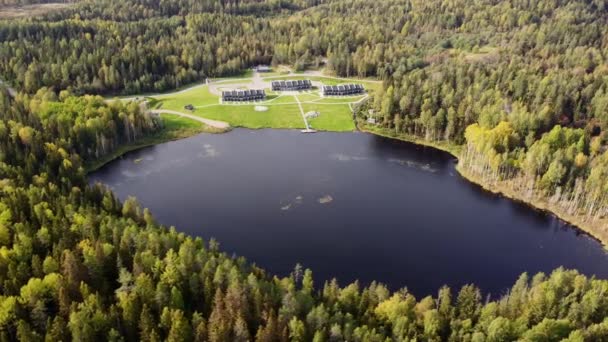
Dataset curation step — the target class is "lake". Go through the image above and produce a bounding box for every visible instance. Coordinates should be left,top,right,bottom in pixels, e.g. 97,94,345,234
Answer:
90,129,608,297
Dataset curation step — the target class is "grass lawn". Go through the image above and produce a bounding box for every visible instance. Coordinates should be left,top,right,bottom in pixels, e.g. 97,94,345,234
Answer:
310,96,366,104
264,95,298,105
193,104,305,129
154,86,305,129
302,103,356,131
146,74,374,131
155,86,218,110
161,113,204,130
294,92,322,102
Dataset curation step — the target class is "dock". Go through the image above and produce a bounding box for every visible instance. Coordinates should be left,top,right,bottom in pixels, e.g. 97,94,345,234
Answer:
301,129,317,133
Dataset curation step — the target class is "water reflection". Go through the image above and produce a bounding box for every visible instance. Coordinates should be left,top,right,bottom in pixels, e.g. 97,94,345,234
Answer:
90,129,608,297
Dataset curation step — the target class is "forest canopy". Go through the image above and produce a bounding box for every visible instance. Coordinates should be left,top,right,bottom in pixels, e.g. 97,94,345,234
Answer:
0,87,608,341
1,0,608,340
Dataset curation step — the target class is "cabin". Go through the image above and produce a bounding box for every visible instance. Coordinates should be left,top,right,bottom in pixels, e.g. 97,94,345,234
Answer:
222,89,266,102
271,79,312,91
255,65,272,72
322,84,365,96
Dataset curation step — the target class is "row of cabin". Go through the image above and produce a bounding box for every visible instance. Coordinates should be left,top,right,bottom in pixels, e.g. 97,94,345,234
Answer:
322,84,365,96
271,79,312,91
222,89,266,102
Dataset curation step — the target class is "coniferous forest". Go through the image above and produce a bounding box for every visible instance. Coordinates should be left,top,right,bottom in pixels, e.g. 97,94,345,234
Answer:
1,0,608,340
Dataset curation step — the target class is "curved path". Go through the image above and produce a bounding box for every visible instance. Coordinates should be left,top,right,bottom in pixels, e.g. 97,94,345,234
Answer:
150,109,230,130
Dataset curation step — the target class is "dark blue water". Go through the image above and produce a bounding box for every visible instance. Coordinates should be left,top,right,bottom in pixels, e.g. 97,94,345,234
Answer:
90,129,608,297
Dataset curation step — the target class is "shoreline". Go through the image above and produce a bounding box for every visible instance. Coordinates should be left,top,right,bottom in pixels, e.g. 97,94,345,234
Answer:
86,125,229,172
455,167,608,248
359,125,608,249
85,125,351,172
88,119,608,249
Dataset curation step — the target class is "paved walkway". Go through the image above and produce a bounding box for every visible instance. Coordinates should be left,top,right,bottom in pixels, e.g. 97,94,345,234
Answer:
294,96,310,130
150,109,230,129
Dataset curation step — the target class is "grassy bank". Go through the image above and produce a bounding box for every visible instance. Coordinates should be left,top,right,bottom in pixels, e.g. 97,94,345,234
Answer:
360,123,608,248
86,115,227,172
359,124,462,157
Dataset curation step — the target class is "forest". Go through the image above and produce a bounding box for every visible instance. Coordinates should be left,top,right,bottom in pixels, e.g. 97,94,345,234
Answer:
1,0,608,340
0,87,607,341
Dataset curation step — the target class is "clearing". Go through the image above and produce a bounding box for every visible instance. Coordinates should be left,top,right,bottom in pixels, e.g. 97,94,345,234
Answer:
0,3,73,19
118,72,377,132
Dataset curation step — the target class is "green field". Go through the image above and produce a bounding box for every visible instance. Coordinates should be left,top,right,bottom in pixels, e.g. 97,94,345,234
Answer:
154,86,218,109
196,104,305,129
147,74,374,131
161,113,204,130
304,103,356,131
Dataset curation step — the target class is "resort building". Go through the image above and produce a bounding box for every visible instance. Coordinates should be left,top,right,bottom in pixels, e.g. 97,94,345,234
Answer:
322,84,365,96
222,89,266,102
255,65,272,72
271,79,312,91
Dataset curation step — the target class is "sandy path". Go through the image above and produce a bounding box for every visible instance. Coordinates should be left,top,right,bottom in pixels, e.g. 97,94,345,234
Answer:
150,109,230,129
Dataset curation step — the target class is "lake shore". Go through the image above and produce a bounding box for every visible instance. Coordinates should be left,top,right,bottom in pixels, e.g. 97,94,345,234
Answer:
456,167,608,247
88,116,608,249
91,127,608,295
86,122,228,172
359,124,608,249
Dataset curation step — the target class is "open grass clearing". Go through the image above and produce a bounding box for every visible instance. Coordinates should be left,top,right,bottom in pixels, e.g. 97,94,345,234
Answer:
155,86,218,110
161,113,204,130
191,104,305,129
0,3,72,19
302,103,355,131
294,92,322,102
142,74,373,131
310,96,367,104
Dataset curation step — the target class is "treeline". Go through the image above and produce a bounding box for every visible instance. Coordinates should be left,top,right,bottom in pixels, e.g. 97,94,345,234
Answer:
0,0,416,94
0,0,338,95
1,88,608,341
458,121,608,241
5,87,160,161
3,0,607,96
0,15,277,94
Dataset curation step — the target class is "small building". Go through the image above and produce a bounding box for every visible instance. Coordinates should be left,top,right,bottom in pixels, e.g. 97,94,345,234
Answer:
255,65,272,72
322,84,365,96
271,79,312,91
222,89,266,102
